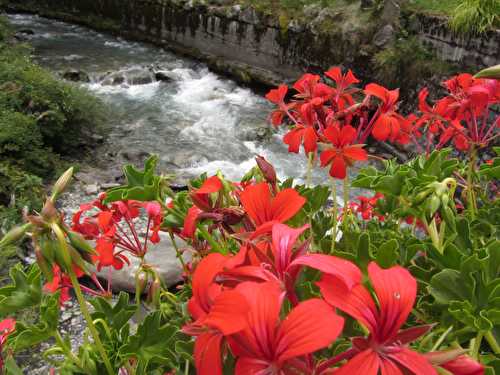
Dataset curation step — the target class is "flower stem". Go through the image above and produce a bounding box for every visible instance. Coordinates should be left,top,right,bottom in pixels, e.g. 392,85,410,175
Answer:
485,331,500,354
306,152,314,187
431,325,453,352
466,146,477,218
470,331,484,360
67,269,114,375
330,178,338,254
343,174,350,234
169,232,188,275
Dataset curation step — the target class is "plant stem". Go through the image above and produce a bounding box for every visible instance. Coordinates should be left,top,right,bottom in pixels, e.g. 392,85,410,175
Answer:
467,146,477,218
343,174,350,234
470,331,484,360
54,330,86,372
330,178,338,254
67,269,114,375
306,152,314,187
431,325,453,352
198,226,224,254
169,232,188,275
485,331,500,354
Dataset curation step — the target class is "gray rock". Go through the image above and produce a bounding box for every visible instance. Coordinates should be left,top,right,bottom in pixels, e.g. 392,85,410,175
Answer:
239,7,259,24
62,69,90,82
84,184,99,196
95,233,190,292
360,0,374,8
373,24,395,48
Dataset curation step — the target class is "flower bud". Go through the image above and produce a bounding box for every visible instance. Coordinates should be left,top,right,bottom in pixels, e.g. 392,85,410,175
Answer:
67,230,97,255
0,224,30,248
50,167,74,202
41,199,58,221
474,64,500,79
256,155,277,185
35,245,53,281
135,271,149,296
147,277,162,307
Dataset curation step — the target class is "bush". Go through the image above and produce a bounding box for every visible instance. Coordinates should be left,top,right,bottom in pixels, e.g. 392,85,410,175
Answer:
450,0,500,35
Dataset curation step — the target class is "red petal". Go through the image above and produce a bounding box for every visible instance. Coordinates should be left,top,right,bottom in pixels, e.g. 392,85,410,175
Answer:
343,146,368,162
97,211,113,230
329,155,347,179
372,115,391,141
291,253,362,290
317,274,378,335
270,188,306,223
380,359,404,375
345,69,360,86
240,183,272,226
275,298,343,363
284,127,304,154
388,348,438,375
181,206,202,239
324,125,341,146
339,125,357,146
194,332,224,375
271,223,308,275
320,149,338,167
265,84,288,104
394,325,434,345
303,127,318,153
191,253,228,314
203,290,249,335
325,67,342,84
235,357,269,375
368,262,417,342
335,349,380,375
197,176,223,194
365,83,389,102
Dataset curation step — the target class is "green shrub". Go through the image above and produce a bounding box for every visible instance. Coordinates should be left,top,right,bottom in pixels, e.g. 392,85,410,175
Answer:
450,0,500,34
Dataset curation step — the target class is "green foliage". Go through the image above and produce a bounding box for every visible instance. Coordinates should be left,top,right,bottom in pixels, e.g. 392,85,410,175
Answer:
450,0,500,34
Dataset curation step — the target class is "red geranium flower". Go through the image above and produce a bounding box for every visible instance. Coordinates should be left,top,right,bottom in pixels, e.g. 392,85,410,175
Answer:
320,125,368,179
365,83,406,142
239,183,306,234
266,84,296,127
0,318,15,372
318,262,438,374
228,281,344,375
325,66,360,109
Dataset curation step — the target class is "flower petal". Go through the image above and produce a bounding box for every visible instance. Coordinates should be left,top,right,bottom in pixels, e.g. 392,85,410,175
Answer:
203,290,249,335
194,332,223,375
196,176,223,194
388,348,438,375
240,183,273,226
335,349,380,375
270,188,306,223
275,298,344,363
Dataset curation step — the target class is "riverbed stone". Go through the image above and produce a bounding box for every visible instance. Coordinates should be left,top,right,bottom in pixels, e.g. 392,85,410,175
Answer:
62,69,90,82
94,233,190,292
373,24,395,48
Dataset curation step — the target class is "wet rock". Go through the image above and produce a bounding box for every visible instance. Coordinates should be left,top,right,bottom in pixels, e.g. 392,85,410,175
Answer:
154,70,173,82
62,69,90,82
95,233,190,292
18,28,35,35
100,68,154,86
373,24,395,48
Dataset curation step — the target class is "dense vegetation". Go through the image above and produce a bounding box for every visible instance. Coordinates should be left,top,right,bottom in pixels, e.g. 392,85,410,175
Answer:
0,16,104,235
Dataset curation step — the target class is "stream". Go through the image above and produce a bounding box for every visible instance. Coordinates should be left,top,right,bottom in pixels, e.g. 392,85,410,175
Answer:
8,13,338,187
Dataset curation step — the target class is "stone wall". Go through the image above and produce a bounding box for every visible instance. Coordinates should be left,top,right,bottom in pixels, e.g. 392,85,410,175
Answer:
4,0,375,85
413,13,500,68
5,0,499,87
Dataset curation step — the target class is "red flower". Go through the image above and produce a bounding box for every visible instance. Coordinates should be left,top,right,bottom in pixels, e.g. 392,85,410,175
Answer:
325,67,359,109
351,193,385,221
320,125,368,179
43,265,84,306
183,254,249,375
93,237,130,271
318,262,438,374
239,183,306,233
425,352,485,375
266,85,296,127
228,281,344,374
0,318,15,372
219,223,362,303
365,83,405,142
283,125,318,154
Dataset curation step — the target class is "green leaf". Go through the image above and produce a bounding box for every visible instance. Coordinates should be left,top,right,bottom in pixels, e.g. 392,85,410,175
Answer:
119,312,178,368
0,263,42,316
90,292,136,332
429,269,469,304
376,239,399,268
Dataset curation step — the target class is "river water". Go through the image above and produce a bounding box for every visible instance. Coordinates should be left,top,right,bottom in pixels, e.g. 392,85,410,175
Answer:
8,13,336,186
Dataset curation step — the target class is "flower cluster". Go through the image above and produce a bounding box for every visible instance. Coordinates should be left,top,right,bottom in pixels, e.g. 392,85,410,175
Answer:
267,69,500,180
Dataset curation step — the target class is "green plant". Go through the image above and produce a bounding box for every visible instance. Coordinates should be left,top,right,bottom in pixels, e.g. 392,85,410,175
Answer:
450,0,500,34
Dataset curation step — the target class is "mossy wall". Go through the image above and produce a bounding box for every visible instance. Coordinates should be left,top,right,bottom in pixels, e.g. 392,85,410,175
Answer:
5,0,376,85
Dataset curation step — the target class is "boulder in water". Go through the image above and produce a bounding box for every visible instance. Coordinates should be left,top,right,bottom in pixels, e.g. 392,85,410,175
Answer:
154,71,173,82
62,69,90,82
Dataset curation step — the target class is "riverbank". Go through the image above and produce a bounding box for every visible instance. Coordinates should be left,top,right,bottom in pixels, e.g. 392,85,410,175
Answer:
0,15,105,271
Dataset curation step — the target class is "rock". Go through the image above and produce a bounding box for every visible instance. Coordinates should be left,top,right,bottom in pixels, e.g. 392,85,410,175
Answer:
288,19,304,33
226,5,242,19
239,7,259,24
154,71,173,82
84,184,99,196
62,69,90,82
100,68,154,86
373,24,395,48
121,150,151,164
95,233,190,292
18,28,35,35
